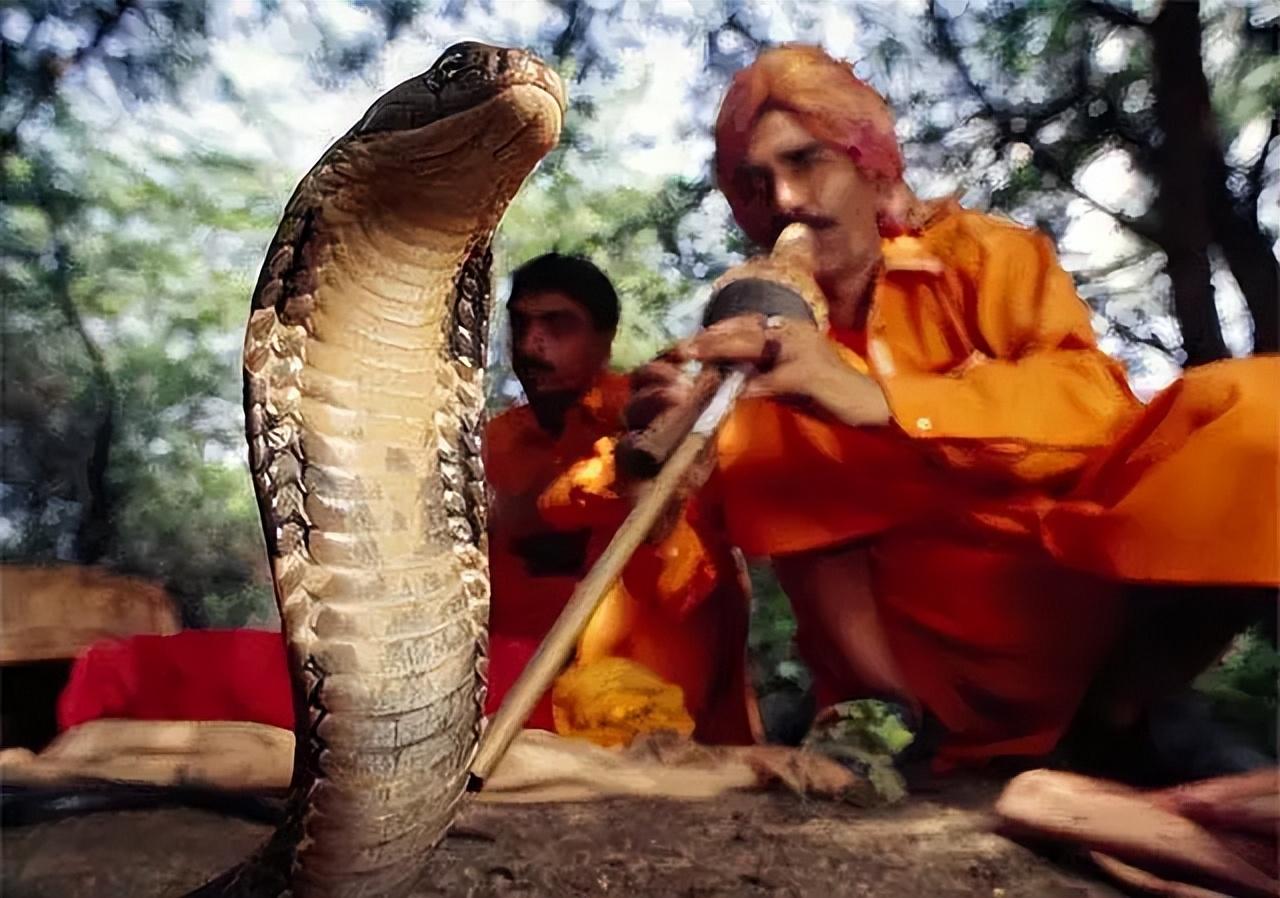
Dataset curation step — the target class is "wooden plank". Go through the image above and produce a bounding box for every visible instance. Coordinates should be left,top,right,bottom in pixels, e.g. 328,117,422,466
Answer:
0,565,180,664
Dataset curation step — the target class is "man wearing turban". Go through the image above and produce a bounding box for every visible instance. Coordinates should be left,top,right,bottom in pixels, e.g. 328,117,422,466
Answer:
626,44,1277,776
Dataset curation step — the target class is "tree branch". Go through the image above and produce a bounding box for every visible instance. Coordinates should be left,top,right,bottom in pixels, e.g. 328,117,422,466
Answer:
928,0,1155,242
1102,316,1178,358
929,0,1088,132
723,12,766,49
1072,248,1154,281
1244,108,1274,212
1149,0,1228,366
1082,1,1145,29
1,0,139,151
1243,18,1280,53
928,2,994,111
49,238,116,564
1243,22,1278,207
1027,140,1164,244
1209,147,1280,353
706,13,766,79
1245,113,1278,208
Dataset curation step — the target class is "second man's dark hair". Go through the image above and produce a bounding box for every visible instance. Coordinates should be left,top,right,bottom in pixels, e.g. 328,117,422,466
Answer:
508,253,620,334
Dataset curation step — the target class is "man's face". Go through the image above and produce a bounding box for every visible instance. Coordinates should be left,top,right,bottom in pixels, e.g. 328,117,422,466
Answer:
509,290,612,404
741,108,884,281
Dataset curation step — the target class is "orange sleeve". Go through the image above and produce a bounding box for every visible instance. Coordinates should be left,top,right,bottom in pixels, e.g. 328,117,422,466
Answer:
537,437,719,619
537,437,629,532
481,410,513,471
1040,355,1280,586
877,223,1141,485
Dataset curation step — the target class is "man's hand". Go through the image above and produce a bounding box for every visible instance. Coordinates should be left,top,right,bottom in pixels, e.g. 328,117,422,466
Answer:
623,353,699,438
670,314,891,429
619,220,890,487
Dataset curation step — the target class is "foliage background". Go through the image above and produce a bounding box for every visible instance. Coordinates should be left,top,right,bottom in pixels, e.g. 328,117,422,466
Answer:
2,0,1275,743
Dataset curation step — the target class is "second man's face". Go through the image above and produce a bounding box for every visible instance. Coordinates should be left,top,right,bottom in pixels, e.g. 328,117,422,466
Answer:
510,290,612,403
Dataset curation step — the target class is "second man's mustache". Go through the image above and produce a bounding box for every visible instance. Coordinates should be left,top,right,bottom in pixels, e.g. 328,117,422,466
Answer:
514,357,555,375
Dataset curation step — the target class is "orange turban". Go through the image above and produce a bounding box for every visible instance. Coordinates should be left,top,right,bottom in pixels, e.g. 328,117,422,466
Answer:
714,44,907,247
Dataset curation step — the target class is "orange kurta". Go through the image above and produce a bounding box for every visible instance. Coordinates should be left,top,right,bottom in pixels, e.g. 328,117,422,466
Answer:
483,372,756,745
713,204,1278,768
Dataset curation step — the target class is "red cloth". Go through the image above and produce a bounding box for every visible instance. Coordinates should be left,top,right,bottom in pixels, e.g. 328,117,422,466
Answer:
483,634,556,731
57,629,294,732
57,628,559,735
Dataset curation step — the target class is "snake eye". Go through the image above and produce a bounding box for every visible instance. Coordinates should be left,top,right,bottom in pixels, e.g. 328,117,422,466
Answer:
426,49,464,89
433,50,488,94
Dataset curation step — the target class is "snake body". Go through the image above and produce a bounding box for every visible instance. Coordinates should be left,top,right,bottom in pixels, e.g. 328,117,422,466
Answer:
229,43,564,898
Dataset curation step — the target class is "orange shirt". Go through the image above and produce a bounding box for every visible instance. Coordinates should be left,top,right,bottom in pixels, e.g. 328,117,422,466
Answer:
708,203,1277,768
485,373,633,642
716,203,1277,585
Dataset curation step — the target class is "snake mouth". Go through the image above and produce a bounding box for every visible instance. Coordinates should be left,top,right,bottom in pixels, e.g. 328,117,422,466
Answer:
491,83,564,161
526,64,566,117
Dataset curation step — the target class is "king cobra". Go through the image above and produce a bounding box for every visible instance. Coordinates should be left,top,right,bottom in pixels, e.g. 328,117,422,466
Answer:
197,42,564,898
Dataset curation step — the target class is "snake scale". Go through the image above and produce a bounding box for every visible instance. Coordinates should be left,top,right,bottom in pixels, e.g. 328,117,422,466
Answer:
202,42,565,898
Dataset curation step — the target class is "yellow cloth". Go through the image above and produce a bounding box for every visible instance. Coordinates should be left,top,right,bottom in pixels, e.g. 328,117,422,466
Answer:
552,656,696,748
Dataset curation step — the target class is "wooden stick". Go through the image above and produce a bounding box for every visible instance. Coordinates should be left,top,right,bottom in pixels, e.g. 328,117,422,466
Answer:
616,366,724,480
468,368,748,787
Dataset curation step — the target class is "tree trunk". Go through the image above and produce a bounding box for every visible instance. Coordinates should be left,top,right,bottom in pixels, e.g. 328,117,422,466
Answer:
1209,174,1280,354
1203,16,1274,355
1150,0,1230,366
51,241,115,565
75,404,115,564
1203,17,1278,355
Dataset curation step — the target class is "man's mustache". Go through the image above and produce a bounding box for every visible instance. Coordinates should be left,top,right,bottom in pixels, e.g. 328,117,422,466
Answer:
772,211,836,237
514,356,555,375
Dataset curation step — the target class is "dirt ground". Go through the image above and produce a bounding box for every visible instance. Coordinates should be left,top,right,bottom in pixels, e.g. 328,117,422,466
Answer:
1,779,1125,898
